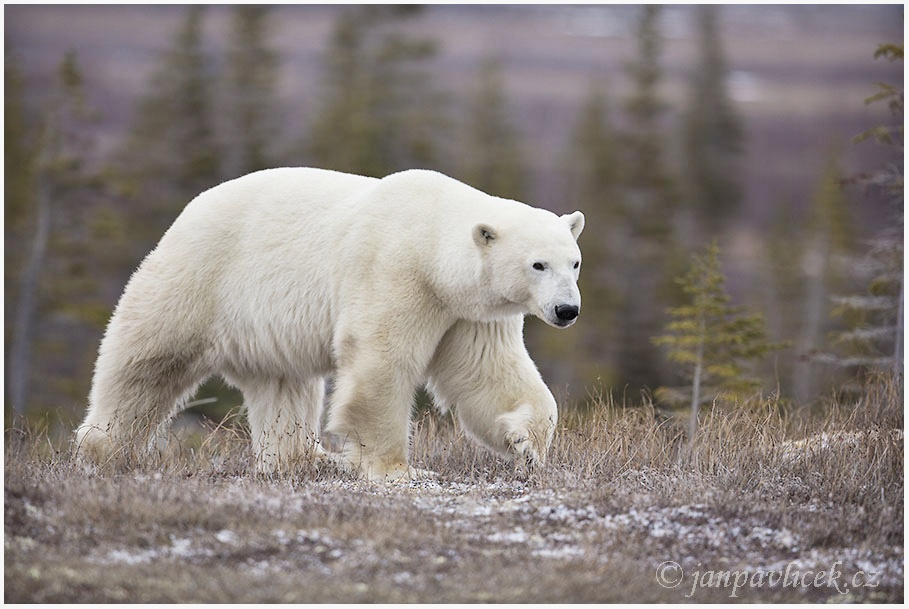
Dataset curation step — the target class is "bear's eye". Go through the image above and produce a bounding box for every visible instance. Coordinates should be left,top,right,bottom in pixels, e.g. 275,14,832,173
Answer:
573,261,580,269
532,262,545,271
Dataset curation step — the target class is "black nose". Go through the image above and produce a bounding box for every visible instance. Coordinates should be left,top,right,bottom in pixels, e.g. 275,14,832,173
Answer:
554,304,579,322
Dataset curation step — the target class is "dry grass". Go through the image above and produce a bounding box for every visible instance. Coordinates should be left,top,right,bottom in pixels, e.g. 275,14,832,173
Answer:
5,374,903,602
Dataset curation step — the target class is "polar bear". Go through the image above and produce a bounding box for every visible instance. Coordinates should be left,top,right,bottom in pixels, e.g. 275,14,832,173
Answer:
75,168,584,480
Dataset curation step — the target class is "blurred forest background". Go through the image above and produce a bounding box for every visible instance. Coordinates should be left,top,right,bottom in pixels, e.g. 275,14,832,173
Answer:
4,5,903,435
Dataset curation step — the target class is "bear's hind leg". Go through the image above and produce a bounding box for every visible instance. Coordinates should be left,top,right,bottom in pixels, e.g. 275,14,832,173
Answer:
76,346,212,464
243,377,326,474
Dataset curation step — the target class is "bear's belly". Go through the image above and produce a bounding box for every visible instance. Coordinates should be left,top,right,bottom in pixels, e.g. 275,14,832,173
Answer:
215,316,335,382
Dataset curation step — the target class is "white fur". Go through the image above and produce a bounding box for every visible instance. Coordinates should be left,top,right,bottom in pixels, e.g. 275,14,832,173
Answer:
75,168,584,480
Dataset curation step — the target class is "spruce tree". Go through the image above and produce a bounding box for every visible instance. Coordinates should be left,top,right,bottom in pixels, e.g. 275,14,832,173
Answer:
222,5,279,178
8,52,104,418
554,79,621,387
653,243,786,438
115,5,221,237
828,232,902,374
623,5,676,211
825,43,903,379
5,51,36,418
566,80,620,206
680,5,744,233
307,7,377,174
614,4,680,392
461,57,527,201
307,6,445,177
4,51,36,361
854,43,903,150
4,49,34,234
794,153,857,400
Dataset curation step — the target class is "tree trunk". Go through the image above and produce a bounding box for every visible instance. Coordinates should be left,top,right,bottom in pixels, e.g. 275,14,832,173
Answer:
795,236,828,402
689,316,705,444
894,279,903,376
8,182,52,417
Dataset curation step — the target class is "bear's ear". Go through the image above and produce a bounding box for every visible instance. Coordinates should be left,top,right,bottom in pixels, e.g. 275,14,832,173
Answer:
561,211,585,241
473,223,497,247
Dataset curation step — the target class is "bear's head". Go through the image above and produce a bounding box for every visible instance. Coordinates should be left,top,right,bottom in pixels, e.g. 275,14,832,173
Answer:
473,209,585,328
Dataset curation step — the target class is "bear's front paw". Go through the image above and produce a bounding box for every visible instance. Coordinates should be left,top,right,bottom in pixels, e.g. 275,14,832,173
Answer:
505,430,543,474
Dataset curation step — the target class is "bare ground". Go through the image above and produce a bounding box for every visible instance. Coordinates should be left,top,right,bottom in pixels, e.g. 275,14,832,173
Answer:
5,377,903,603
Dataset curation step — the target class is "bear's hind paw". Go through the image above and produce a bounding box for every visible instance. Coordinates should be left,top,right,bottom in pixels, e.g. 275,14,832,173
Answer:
357,460,439,484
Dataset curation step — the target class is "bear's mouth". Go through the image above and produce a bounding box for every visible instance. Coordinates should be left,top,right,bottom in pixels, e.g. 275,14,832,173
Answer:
552,317,577,328
539,313,577,329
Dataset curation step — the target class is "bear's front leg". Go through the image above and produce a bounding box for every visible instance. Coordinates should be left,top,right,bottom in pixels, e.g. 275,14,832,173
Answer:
326,309,450,482
426,318,559,470
328,364,434,482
